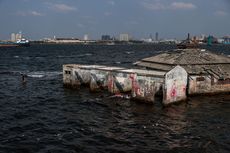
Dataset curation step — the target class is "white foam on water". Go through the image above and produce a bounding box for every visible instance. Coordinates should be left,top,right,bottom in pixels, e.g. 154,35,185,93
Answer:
27,71,62,78
14,56,19,58
77,53,93,57
126,51,134,54
27,74,45,78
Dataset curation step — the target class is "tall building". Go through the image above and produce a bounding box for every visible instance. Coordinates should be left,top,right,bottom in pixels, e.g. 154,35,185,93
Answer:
155,32,159,41
83,34,89,41
11,33,16,42
101,35,111,41
119,33,129,41
16,33,22,41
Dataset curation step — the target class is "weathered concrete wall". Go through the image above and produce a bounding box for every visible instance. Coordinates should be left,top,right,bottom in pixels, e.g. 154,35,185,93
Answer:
131,74,157,103
89,67,124,92
63,65,105,87
64,64,166,103
107,71,133,94
64,64,230,105
90,69,109,91
188,75,230,95
107,69,165,100
63,65,73,86
163,66,188,105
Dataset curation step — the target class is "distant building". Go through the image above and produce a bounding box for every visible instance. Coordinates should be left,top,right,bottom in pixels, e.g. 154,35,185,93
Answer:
11,33,16,42
223,36,230,44
119,33,129,41
83,34,89,41
101,35,111,41
45,37,82,43
155,32,159,41
217,38,224,44
11,32,23,42
16,33,22,41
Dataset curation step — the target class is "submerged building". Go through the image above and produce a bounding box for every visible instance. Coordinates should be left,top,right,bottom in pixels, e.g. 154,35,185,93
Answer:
134,48,230,95
63,48,230,106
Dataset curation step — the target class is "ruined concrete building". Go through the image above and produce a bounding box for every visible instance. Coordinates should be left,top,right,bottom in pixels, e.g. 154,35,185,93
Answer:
63,48,230,106
134,48,230,95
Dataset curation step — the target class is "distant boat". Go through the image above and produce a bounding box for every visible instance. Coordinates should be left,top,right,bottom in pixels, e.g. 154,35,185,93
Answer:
0,39,30,47
16,38,30,47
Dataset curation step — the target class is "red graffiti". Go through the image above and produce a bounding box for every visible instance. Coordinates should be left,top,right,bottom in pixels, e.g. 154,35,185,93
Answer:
182,85,186,92
129,74,140,95
170,82,177,97
107,75,113,91
171,88,176,97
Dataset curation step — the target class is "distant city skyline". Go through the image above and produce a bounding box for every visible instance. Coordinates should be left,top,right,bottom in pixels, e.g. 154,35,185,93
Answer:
0,0,229,40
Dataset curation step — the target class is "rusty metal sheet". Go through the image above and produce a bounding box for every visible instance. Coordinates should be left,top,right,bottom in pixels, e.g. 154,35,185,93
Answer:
163,66,188,105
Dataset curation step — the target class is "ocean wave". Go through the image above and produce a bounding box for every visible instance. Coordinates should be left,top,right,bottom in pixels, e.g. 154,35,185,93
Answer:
0,70,62,79
0,70,26,75
125,51,135,54
27,71,62,78
77,53,93,57
57,53,93,58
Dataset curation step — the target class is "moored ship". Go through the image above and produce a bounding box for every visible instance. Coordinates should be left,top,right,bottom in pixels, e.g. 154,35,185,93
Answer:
0,38,30,47
16,38,30,47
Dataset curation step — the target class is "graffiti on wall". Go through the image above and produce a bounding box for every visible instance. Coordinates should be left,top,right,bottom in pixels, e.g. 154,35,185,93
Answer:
130,74,157,102
163,66,188,105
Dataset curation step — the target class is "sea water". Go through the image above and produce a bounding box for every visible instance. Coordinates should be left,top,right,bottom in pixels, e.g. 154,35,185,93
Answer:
0,44,229,153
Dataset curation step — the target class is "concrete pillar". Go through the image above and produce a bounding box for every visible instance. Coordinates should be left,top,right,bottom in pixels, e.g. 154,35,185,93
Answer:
163,66,188,105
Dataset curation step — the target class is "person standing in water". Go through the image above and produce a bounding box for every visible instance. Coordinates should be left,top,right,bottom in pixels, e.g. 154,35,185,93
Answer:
21,74,27,83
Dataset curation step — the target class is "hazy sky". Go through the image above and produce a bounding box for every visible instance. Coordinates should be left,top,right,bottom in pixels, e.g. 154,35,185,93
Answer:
0,0,229,40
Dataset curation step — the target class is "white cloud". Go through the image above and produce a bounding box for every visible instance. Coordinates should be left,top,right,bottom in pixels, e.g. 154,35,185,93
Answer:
142,1,197,11
108,1,115,6
142,2,166,10
170,2,196,10
16,11,44,16
49,3,77,12
31,11,44,16
215,10,228,16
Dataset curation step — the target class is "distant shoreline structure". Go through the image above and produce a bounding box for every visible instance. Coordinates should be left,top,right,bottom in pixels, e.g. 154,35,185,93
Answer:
0,39,30,47
31,34,230,45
